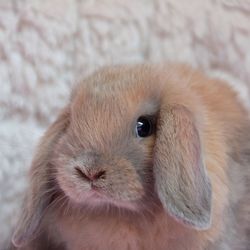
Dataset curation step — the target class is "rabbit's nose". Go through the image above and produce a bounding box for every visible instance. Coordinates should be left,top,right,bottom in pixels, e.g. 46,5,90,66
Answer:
75,167,106,181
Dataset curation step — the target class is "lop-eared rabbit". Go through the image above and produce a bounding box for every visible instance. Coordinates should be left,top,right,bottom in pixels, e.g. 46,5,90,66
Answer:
6,64,250,250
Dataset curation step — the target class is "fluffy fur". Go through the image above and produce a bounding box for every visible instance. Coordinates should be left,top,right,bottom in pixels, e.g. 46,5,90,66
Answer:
8,64,250,250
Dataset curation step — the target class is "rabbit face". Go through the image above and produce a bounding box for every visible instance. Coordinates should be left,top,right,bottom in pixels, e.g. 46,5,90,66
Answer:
52,72,160,210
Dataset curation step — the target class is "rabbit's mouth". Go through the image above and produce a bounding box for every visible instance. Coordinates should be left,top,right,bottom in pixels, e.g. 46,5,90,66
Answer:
54,169,141,210
59,185,140,213
82,188,140,211
56,173,144,212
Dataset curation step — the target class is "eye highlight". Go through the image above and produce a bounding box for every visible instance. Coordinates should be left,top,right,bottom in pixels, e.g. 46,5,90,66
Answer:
136,116,154,138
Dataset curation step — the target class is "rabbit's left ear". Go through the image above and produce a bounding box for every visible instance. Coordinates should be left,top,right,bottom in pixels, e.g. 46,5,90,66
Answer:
154,105,212,229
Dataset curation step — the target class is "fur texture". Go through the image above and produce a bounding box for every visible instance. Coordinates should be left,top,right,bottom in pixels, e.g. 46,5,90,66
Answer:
8,64,250,250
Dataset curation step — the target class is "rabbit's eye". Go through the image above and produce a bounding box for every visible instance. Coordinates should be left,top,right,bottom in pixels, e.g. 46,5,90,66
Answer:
136,116,153,138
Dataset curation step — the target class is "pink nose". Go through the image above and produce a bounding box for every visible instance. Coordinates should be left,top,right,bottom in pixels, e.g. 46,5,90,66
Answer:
75,167,106,181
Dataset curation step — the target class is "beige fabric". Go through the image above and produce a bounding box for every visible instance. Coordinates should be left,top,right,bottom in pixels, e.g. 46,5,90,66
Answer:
0,0,250,243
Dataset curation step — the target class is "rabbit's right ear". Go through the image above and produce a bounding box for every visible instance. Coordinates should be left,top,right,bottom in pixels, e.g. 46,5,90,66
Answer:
12,107,70,247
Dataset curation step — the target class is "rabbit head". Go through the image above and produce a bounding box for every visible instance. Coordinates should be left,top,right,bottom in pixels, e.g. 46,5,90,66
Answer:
12,65,212,247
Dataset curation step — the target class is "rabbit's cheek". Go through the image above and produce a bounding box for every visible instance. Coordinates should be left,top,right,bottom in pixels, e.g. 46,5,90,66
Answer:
56,168,92,202
103,170,145,201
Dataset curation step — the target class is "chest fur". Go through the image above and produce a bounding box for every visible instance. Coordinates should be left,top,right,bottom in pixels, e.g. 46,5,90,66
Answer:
53,213,204,250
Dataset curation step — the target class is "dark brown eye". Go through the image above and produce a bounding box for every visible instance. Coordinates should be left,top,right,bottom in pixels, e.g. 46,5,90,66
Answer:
136,116,153,138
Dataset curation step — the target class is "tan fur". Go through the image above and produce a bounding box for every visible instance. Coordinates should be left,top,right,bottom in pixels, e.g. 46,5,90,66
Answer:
9,64,250,250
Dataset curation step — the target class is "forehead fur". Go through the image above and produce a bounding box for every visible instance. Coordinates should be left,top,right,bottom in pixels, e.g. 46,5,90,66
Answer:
67,64,204,151
68,65,162,150
75,65,162,102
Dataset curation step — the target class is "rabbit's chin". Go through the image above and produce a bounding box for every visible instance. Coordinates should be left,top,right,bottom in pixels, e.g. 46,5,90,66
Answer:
83,190,139,211
60,183,140,212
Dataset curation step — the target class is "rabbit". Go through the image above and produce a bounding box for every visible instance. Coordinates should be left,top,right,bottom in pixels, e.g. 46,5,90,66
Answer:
8,64,250,250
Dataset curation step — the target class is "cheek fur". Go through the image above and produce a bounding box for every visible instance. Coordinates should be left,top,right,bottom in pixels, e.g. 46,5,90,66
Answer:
56,167,91,203
104,164,145,201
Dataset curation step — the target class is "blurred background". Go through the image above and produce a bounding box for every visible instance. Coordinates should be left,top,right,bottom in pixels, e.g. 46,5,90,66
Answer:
0,0,250,244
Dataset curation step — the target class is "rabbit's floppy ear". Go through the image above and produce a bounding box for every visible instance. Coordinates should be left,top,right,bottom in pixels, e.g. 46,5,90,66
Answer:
12,107,70,247
154,105,212,229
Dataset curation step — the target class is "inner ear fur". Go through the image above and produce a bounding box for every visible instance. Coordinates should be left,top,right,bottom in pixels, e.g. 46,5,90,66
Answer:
12,107,70,247
154,105,212,229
